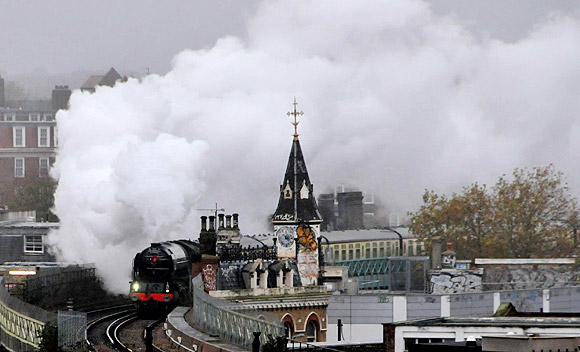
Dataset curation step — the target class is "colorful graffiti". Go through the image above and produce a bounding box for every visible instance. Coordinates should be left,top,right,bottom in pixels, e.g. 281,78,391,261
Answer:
202,263,218,291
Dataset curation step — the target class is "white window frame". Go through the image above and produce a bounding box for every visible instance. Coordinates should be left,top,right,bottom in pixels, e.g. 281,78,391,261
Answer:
39,158,49,177
37,126,50,147
53,126,58,147
24,235,44,254
13,126,25,147
43,114,51,121
29,113,40,122
14,158,25,178
4,113,15,121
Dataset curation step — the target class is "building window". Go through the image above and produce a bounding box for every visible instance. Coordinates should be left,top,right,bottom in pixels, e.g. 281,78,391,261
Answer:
24,235,43,254
39,158,49,177
14,158,25,177
373,248,377,257
341,250,346,260
379,247,384,257
348,249,353,260
334,250,339,260
355,248,360,258
43,114,52,121
366,248,371,257
13,126,25,147
38,127,50,147
29,113,40,121
4,113,15,121
306,320,319,342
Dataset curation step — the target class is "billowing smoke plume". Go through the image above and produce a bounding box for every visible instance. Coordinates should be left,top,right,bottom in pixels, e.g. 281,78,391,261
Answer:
49,1,580,293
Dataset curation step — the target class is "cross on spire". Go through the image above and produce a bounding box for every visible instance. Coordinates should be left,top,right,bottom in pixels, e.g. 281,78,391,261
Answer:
287,97,304,140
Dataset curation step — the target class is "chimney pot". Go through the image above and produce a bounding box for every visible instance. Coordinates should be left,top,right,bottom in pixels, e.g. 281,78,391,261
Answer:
232,213,239,229
209,216,216,231
201,216,207,231
218,214,225,229
226,215,232,229
446,242,454,252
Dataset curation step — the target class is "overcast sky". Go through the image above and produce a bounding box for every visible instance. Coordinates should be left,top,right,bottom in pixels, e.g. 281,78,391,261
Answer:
1,1,578,76
3,1,579,292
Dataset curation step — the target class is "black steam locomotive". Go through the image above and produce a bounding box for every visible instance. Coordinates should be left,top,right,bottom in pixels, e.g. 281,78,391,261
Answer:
130,240,201,314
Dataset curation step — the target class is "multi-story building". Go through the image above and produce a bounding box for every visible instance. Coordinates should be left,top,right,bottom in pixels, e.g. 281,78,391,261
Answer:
0,78,70,213
0,68,122,214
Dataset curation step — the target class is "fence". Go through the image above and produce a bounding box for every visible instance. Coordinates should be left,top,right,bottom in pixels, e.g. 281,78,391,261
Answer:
25,266,98,308
192,275,284,347
0,277,56,351
334,257,429,292
58,311,87,350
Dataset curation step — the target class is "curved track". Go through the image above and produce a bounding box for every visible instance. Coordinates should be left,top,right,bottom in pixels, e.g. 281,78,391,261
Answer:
106,312,138,351
86,308,136,351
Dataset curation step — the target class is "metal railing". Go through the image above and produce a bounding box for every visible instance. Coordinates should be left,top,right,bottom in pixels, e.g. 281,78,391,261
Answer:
0,277,56,351
192,275,284,347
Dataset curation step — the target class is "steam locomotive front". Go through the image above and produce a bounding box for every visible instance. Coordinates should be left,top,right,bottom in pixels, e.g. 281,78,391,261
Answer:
130,242,181,304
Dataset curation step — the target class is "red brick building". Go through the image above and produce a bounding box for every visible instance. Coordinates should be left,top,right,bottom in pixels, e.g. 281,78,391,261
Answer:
0,78,70,213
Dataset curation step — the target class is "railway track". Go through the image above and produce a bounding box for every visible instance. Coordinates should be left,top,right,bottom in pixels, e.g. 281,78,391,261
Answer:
86,307,136,351
87,307,171,352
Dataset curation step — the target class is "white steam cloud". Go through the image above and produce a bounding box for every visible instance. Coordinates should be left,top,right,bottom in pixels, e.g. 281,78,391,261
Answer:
49,1,580,293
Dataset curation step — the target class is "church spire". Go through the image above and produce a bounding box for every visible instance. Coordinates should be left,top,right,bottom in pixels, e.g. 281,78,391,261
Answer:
287,97,303,140
273,99,322,225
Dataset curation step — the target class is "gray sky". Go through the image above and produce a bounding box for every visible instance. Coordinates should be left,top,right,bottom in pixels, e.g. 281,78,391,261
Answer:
0,1,578,76
24,0,580,292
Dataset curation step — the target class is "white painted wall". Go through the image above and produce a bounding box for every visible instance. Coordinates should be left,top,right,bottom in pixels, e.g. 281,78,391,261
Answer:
326,323,383,342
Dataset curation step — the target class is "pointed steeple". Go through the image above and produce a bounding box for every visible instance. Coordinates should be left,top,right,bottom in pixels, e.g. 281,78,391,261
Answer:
273,99,322,225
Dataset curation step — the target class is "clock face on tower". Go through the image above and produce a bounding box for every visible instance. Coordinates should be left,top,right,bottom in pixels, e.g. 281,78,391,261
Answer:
276,226,295,248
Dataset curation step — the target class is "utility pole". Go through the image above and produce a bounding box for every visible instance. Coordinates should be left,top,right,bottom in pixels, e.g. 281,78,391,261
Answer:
197,203,225,220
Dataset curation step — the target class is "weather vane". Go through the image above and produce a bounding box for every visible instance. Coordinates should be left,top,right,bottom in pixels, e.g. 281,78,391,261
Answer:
287,97,304,139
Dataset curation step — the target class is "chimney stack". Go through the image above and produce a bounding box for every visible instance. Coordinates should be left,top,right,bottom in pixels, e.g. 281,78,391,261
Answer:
431,237,443,270
232,213,239,229
208,216,215,231
52,85,71,114
200,216,207,231
226,215,232,229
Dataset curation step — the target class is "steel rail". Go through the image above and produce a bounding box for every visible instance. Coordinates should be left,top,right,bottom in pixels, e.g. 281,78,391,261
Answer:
107,312,138,350
85,308,136,350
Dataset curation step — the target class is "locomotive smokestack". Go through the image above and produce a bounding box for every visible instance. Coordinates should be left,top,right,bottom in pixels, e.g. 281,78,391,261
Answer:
233,213,239,229
201,216,207,231
208,216,215,231
218,214,225,230
226,215,232,229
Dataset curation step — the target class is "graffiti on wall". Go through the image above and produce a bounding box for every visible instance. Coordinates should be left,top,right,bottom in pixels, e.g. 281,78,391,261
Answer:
429,270,482,294
297,250,319,286
483,265,580,290
202,263,218,291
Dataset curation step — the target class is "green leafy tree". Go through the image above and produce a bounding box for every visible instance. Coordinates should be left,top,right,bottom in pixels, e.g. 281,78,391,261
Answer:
409,165,579,259
10,178,57,221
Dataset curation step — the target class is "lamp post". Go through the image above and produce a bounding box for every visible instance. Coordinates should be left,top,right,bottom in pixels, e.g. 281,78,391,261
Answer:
384,227,404,256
